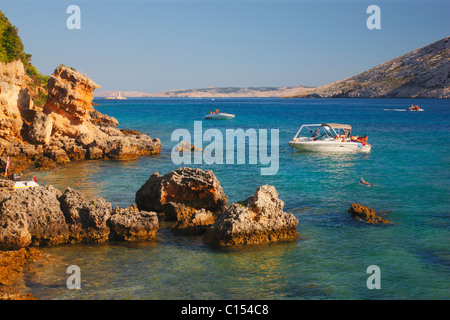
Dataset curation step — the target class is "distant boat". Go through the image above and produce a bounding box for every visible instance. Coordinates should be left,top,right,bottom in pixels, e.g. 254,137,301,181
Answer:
104,92,127,100
204,109,235,120
406,104,423,111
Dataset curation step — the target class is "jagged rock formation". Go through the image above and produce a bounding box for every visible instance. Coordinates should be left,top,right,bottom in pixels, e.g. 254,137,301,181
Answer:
109,205,159,241
0,64,162,173
203,185,299,247
135,167,228,218
289,36,450,98
0,60,34,141
0,186,159,250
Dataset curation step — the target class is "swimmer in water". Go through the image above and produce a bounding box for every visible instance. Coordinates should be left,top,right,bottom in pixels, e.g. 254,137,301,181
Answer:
360,177,370,185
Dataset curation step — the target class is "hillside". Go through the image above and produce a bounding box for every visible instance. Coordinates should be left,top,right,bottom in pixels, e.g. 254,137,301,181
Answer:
94,85,312,98
288,36,450,98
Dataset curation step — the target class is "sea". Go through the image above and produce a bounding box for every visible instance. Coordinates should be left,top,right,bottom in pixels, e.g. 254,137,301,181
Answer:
27,98,449,300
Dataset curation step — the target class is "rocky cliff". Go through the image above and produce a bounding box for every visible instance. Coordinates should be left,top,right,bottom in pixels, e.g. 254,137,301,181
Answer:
0,64,162,173
0,60,35,142
289,36,450,98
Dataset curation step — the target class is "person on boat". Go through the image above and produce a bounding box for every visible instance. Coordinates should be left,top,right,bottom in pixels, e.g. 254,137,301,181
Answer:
356,135,368,144
360,177,370,185
215,109,220,114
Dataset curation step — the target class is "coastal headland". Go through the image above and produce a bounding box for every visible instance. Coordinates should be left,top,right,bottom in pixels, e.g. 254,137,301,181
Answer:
0,63,162,175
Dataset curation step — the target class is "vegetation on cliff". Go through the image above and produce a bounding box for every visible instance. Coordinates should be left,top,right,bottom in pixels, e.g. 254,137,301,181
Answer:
0,10,48,104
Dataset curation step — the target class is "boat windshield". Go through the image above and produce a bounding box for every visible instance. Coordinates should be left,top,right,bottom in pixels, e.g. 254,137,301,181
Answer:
295,124,351,140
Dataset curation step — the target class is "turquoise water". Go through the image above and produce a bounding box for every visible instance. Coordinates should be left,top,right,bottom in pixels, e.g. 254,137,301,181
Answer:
31,98,449,299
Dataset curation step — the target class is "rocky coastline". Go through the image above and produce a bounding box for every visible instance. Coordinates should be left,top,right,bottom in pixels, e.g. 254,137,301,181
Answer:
0,63,162,175
0,167,300,299
0,166,393,299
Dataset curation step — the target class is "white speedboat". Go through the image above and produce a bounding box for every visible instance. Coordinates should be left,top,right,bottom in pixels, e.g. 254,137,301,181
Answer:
204,110,235,120
289,123,371,153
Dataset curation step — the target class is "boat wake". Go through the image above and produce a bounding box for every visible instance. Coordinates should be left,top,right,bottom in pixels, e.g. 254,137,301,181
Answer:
382,109,406,112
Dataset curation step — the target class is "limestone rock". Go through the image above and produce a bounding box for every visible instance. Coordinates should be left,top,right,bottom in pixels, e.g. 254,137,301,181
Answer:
135,167,228,217
109,205,159,241
0,186,70,249
28,111,52,145
0,62,162,174
348,203,390,224
203,185,299,247
0,179,14,193
172,209,216,235
58,187,112,243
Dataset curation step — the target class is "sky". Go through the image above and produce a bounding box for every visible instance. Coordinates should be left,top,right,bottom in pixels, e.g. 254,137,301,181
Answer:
0,0,449,93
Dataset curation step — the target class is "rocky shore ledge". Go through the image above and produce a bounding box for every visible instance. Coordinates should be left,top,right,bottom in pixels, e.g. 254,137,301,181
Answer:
0,64,161,174
0,167,299,298
0,167,299,250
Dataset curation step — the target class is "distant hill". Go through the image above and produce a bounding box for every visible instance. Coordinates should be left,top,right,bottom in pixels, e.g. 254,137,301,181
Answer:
287,36,450,99
94,85,312,98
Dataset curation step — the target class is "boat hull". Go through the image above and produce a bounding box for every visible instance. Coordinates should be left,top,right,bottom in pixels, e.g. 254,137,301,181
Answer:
289,140,371,152
204,113,235,120
14,181,39,189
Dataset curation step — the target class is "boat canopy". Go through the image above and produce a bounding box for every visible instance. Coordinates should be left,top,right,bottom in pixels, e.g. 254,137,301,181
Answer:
321,123,352,130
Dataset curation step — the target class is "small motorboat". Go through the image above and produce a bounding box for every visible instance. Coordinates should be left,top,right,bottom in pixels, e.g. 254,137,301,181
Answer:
11,173,39,189
407,105,423,111
289,123,371,153
204,109,235,120
14,179,39,189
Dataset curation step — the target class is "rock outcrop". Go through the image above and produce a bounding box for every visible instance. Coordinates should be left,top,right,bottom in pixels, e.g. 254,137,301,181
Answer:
0,186,160,250
203,185,299,247
58,187,112,243
0,60,34,142
0,64,162,174
109,205,159,241
348,203,390,224
172,209,216,235
289,36,450,98
135,167,228,219
0,186,70,249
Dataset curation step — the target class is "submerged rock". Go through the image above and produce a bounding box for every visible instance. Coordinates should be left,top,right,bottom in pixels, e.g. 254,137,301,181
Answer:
203,185,299,247
348,203,390,224
135,167,228,218
0,247,43,300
